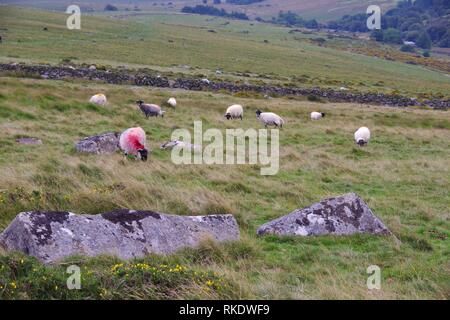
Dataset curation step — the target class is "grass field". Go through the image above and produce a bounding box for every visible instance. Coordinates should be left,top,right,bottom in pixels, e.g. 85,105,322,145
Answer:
0,76,449,299
0,6,449,99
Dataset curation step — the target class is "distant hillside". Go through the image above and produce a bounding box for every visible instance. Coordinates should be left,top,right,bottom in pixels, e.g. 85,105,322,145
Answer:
1,0,399,21
329,0,450,48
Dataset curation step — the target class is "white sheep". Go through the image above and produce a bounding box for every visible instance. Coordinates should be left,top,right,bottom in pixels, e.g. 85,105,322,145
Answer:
311,111,325,120
225,104,244,120
89,93,107,106
167,97,177,108
354,127,371,146
160,139,201,153
119,127,148,161
256,109,284,128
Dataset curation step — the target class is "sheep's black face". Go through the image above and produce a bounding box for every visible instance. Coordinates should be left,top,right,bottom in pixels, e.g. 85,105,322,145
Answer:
225,113,231,120
138,149,148,161
357,140,367,147
321,113,326,118
255,109,262,117
136,100,144,106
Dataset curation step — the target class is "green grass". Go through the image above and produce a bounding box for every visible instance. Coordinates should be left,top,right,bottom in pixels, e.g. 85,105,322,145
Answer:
0,6,449,99
0,76,449,299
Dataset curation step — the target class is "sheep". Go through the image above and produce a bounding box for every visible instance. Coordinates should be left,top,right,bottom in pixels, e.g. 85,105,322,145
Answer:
311,111,325,120
225,104,243,120
354,127,371,146
89,93,107,106
166,97,177,109
119,127,148,161
136,100,165,118
256,109,284,128
160,139,201,153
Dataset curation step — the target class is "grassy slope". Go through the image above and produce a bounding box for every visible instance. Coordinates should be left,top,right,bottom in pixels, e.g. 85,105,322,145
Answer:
0,7,449,98
0,76,449,299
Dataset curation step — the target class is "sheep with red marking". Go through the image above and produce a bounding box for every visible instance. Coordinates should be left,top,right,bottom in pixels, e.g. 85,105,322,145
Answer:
119,127,148,161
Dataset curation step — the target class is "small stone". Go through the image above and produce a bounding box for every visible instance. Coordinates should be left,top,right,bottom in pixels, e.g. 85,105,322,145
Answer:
16,137,42,145
75,132,120,154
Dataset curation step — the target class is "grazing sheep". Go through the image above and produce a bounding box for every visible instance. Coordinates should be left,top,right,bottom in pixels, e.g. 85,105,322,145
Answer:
225,104,244,120
136,100,165,118
166,97,177,109
256,109,284,128
354,127,371,146
119,127,148,161
311,112,325,120
160,139,201,153
89,93,107,106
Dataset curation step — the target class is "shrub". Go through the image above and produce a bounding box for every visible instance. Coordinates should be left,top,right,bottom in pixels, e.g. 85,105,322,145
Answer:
400,44,416,53
416,31,432,49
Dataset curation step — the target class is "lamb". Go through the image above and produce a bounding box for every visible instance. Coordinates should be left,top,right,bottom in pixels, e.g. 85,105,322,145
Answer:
119,127,148,161
166,97,177,109
256,109,284,128
89,93,107,106
160,139,201,153
225,104,244,120
354,127,371,146
136,100,165,118
311,112,325,120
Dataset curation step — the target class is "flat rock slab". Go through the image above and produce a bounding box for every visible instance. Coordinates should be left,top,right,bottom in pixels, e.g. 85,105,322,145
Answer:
16,137,42,145
0,210,240,264
257,193,390,237
75,132,120,154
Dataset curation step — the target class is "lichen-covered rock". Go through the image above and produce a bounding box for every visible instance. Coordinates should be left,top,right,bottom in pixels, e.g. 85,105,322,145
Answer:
257,193,390,237
75,132,120,154
0,210,240,264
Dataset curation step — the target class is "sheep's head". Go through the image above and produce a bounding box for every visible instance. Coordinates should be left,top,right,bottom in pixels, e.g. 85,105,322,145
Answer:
225,113,232,120
160,110,166,117
136,100,144,106
255,109,262,117
138,148,148,161
356,139,367,147
321,112,326,118
160,140,179,149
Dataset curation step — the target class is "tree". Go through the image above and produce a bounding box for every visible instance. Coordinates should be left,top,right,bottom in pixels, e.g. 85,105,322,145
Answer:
416,31,432,49
104,4,118,11
383,28,403,44
370,29,384,42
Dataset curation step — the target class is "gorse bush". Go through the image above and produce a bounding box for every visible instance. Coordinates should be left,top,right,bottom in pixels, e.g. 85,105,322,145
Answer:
0,253,237,300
